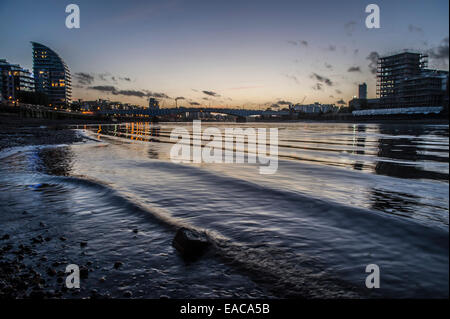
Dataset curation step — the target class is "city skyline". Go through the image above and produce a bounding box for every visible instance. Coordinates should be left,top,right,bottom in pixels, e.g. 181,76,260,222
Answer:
0,0,448,108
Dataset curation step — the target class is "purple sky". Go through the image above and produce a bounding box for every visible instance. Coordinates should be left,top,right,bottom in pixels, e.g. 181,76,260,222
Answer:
0,0,448,108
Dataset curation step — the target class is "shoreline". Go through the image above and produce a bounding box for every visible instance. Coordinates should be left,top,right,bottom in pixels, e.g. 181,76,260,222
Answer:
1,108,448,129
0,122,276,299
1,117,447,299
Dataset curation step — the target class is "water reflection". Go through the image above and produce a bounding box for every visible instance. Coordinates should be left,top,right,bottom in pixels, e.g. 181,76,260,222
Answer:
352,125,366,170
374,125,449,181
82,122,448,182
95,123,161,142
147,146,159,159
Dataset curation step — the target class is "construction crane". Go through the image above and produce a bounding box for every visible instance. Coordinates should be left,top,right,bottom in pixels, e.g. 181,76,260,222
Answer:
300,95,307,104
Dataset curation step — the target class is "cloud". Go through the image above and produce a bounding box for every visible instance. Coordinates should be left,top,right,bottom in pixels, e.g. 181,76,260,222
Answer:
202,90,219,97
96,72,132,83
427,37,449,64
366,51,380,74
118,90,149,97
277,100,292,105
324,63,333,70
335,89,342,94
88,86,169,99
189,101,200,106
175,96,185,101
326,45,336,51
310,73,333,86
347,66,361,72
98,73,109,81
148,92,170,99
312,83,323,91
89,85,117,93
287,40,308,47
336,99,346,105
74,72,94,85
408,24,423,33
344,21,357,36
285,74,300,84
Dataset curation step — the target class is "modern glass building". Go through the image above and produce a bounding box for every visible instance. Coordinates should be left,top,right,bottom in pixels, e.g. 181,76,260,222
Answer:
32,42,72,108
0,59,35,102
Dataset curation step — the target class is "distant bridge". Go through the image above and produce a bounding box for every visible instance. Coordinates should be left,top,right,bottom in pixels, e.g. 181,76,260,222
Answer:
97,107,290,117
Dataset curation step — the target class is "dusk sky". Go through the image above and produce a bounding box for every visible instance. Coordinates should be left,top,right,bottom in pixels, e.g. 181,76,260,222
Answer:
1,0,448,108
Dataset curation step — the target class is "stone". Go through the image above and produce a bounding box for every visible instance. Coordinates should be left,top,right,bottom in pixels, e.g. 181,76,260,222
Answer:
46,268,56,276
80,266,89,279
172,227,211,260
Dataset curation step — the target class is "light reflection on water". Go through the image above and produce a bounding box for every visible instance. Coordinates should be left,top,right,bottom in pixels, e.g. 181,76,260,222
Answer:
70,122,448,297
1,121,448,298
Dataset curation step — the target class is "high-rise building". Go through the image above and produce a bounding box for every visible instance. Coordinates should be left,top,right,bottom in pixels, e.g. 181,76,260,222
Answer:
149,97,159,109
375,52,448,108
0,59,35,102
377,52,426,102
32,42,72,108
358,83,367,99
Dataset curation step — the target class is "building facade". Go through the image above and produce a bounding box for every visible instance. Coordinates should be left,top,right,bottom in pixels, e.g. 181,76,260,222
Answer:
149,98,160,109
358,83,367,99
32,42,72,108
0,59,35,102
376,52,448,108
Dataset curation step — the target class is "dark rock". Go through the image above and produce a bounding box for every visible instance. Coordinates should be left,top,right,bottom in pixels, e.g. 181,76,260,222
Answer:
132,229,138,233
80,266,89,279
99,276,106,283
113,261,123,269
160,295,169,299
80,241,87,248
1,234,10,240
39,222,45,227
172,227,211,260
59,236,67,241
46,268,56,276
32,237,43,244
123,290,132,298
